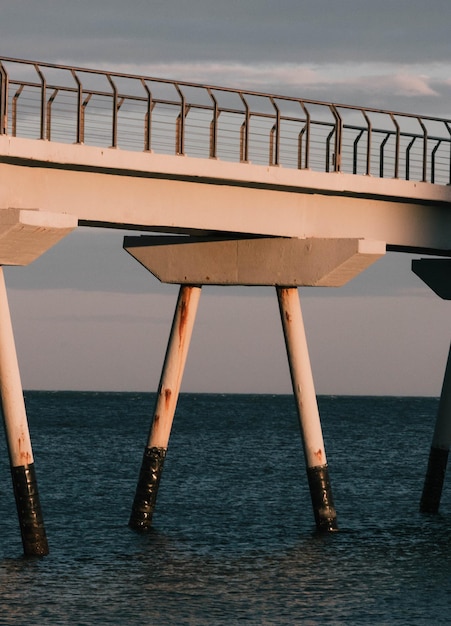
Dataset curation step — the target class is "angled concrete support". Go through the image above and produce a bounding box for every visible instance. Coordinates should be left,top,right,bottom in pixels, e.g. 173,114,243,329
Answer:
420,343,451,513
129,285,201,532
277,286,337,531
0,208,75,556
124,235,381,533
412,258,451,513
0,267,48,555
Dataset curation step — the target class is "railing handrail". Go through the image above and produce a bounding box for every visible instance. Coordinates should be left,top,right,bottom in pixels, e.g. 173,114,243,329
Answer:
1,56,451,185
1,55,450,124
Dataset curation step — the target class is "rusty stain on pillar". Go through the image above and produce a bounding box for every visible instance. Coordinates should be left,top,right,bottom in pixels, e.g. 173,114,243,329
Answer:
123,235,382,533
0,267,49,556
129,284,201,532
277,286,338,531
0,208,75,555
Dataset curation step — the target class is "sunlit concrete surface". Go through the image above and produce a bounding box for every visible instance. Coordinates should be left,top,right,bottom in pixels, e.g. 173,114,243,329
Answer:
124,236,385,286
0,207,76,265
0,137,449,254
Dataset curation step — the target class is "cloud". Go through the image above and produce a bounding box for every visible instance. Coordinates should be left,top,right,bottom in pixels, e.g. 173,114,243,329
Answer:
108,62,320,89
104,60,442,105
358,73,438,98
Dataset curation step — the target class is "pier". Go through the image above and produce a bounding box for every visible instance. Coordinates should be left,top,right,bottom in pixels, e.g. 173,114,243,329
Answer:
0,57,450,555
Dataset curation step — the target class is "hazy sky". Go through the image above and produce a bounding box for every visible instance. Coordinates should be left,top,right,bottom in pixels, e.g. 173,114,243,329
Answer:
1,1,450,395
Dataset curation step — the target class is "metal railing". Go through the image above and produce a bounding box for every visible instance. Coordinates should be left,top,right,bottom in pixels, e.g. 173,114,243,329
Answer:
1,56,451,185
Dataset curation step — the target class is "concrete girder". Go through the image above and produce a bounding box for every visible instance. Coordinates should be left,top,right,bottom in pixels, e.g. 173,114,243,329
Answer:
123,236,385,286
1,137,451,254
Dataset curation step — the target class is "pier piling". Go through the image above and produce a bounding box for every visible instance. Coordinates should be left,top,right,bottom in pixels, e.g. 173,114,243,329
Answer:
420,342,451,513
277,286,338,531
129,284,201,532
0,267,49,556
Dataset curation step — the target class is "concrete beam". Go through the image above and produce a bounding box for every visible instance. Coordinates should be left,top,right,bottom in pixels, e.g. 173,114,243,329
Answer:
1,137,451,253
412,259,451,300
123,236,385,286
0,208,77,265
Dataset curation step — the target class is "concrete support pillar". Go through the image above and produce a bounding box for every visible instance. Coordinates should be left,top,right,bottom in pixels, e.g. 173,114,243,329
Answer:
420,342,451,513
0,267,49,556
129,284,201,532
276,286,338,531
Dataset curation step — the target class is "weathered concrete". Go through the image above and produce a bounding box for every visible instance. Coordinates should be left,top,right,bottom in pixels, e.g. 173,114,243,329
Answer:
277,286,337,531
0,206,74,556
0,267,49,555
129,285,201,532
123,235,385,286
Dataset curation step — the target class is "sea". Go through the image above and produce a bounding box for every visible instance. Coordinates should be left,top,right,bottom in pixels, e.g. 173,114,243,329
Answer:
0,392,449,625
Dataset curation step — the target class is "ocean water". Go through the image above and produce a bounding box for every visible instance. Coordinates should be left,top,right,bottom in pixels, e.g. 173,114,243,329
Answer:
0,393,449,625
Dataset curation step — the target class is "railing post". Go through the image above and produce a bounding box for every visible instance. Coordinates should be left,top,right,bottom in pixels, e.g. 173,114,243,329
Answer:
107,74,118,148
72,70,84,144
11,85,24,137
207,88,219,159
380,132,391,178
239,93,250,163
390,114,400,179
431,140,442,184
34,64,46,140
362,110,372,176
298,127,306,170
142,79,153,152
405,136,416,181
300,102,311,169
81,93,92,145
331,105,342,172
0,61,8,135
418,117,428,183
326,128,334,172
269,97,280,166
353,129,365,174
445,122,451,186
175,84,186,156
46,89,58,142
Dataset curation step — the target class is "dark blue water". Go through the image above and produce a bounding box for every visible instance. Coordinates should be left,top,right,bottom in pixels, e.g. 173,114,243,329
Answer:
0,393,449,624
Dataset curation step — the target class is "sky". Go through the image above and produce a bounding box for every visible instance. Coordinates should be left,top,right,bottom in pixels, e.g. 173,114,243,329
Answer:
0,0,450,395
